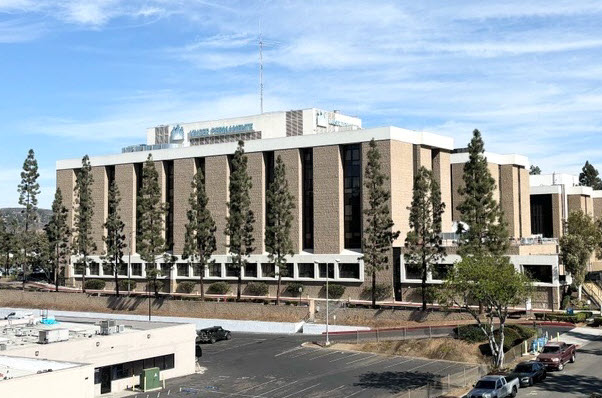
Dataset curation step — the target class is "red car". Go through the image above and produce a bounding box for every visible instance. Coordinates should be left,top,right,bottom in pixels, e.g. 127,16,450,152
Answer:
537,341,576,371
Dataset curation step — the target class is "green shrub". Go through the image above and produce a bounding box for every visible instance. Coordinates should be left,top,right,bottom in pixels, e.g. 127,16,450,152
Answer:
506,324,536,340
118,280,136,291
287,282,304,297
498,327,522,352
561,295,571,309
207,281,230,295
362,283,391,301
247,282,269,296
327,284,346,299
84,279,105,290
147,279,164,292
177,281,196,294
455,324,488,343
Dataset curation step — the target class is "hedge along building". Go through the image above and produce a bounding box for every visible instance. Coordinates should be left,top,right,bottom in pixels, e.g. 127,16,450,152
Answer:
56,108,559,309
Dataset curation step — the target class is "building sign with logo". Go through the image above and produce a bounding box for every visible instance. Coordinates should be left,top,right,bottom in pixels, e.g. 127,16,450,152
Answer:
189,123,254,139
170,125,185,142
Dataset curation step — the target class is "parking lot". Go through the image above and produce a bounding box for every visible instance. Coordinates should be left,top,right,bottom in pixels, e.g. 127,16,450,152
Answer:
162,333,483,398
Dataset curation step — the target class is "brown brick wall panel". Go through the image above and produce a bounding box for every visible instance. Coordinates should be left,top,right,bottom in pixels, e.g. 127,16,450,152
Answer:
173,158,196,255
417,146,432,170
115,164,136,254
585,196,594,217
519,167,531,238
567,195,582,216
390,141,414,245
594,198,602,221
56,169,76,231
205,156,229,254
551,193,563,238
313,145,343,254
487,162,501,205
90,166,107,255
275,149,302,253
247,152,265,254
362,140,392,248
500,164,519,238
433,151,452,232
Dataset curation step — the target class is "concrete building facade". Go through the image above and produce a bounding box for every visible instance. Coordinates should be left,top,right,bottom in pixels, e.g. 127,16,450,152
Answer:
56,109,562,309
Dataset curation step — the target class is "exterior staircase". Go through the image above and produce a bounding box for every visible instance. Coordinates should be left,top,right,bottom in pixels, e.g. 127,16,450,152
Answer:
583,281,602,309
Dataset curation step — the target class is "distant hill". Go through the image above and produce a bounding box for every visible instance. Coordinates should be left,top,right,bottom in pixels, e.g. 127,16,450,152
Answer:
0,208,52,231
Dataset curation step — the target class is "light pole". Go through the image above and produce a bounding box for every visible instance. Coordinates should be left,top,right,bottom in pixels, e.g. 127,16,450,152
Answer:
298,286,303,306
325,259,340,346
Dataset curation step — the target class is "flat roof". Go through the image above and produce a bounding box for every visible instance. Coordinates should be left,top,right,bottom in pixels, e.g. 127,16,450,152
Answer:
0,355,84,381
57,126,455,170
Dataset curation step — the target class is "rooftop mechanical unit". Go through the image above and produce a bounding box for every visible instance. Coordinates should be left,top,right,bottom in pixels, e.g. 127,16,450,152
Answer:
38,329,69,344
100,320,125,335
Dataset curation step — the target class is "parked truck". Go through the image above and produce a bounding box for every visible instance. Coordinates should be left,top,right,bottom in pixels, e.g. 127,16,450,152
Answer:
537,341,576,371
467,375,519,398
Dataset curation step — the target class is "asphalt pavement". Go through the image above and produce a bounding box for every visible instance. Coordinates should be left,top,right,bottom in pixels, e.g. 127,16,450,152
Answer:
516,328,602,398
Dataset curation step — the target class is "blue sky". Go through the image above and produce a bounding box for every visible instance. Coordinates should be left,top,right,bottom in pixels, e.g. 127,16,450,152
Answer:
2,1,602,208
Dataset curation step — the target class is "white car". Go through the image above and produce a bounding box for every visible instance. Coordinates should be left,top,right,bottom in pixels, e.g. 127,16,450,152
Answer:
467,375,519,398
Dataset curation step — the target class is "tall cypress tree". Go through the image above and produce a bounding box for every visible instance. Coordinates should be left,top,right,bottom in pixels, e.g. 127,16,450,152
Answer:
265,155,294,305
362,139,400,308
182,166,217,300
137,154,168,295
102,180,126,296
405,166,445,311
225,140,255,301
45,188,71,292
17,149,40,287
456,130,509,256
579,161,602,190
0,217,12,277
73,155,96,292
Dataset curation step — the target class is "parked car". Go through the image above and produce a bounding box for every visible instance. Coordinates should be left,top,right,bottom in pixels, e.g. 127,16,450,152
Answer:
537,341,576,371
4,311,33,320
197,326,232,344
508,361,547,387
467,375,519,398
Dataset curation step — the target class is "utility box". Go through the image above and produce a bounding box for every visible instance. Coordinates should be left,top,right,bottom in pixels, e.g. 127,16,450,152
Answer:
140,367,161,392
38,329,69,344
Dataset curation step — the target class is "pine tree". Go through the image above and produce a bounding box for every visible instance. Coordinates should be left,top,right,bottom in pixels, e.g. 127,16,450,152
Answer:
17,149,40,287
102,180,126,296
265,155,295,305
0,217,12,277
362,139,400,308
137,154,168,295
182,167,217,301
579,161,602,190
45,188,71,291
457,129,509,256
225,140,255,301
529,165,541,175
73,155,96,292
405,166,445,311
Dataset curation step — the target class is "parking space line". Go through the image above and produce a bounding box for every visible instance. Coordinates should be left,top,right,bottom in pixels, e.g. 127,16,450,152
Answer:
343,388,367,397
256,380,300,396
206,340,265,355
235,379,278,394
274,347,302,357
280,383,321,398
289,348,319,358
405,361,436,372
308,350,341,360
432,362,462,375
346,354,377,365
323,385,346,394
383,358,416,369
330,352,361,362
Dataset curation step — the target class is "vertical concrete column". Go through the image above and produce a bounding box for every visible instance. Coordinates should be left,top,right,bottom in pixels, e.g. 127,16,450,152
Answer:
585,196,594,217
414,145,432,171
154,161,166,240
115,164,136,254
567,195,582,216
173,158,196,255
390,141,414,245
275,149,302,253
432,150,453,232
594,197,602,221
450,163,464,222
487,163,501,205
247,152,265,254
56,169,76,230
91,166,108,255
500,164,520,238
551,193,564,238
313,145,344,254
519,167,531,238
205,155,229,254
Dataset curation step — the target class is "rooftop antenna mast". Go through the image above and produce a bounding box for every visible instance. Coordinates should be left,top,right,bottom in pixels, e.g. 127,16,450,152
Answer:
259,21,264,114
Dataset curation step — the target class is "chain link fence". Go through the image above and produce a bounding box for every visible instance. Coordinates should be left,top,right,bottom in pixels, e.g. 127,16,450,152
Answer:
394,365,488,398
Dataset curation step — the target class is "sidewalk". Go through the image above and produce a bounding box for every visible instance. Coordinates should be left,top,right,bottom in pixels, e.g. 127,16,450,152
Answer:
553,326,602,348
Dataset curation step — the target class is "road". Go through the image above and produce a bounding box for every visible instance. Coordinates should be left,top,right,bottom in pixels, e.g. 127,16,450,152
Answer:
516,329,602,398
162,332,482,398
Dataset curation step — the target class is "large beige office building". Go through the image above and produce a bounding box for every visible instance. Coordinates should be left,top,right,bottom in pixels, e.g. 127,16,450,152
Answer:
56,109,562,309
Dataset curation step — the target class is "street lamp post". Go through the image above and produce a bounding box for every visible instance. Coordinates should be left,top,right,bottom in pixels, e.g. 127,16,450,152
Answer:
298,286,302,306
325,259,340,347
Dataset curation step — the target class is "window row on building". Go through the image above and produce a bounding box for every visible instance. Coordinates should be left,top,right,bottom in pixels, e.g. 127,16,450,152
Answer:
74,261,364,282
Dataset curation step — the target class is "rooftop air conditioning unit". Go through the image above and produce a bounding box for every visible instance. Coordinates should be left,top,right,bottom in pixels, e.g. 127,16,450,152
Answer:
100,320,117,335
38,329,69,344
117,325,125,333
0,343,7,351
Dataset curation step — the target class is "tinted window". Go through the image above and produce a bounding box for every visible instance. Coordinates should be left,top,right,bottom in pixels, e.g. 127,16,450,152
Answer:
542,346,560,353
515,364,533,372
475,380,496,389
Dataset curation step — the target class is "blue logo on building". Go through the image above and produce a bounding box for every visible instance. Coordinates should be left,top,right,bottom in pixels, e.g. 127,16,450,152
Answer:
170,125,185,142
